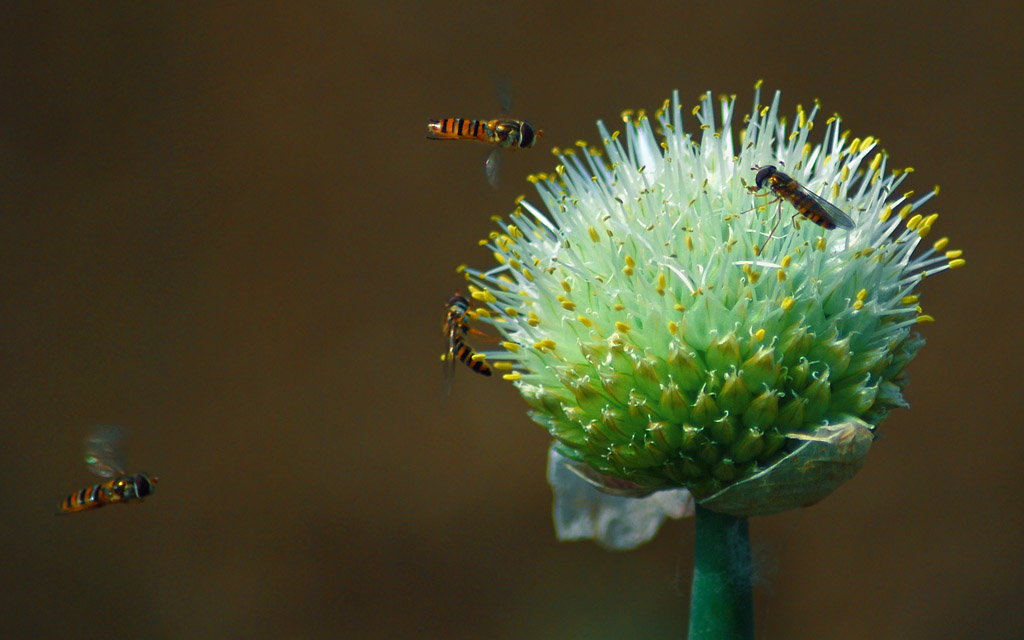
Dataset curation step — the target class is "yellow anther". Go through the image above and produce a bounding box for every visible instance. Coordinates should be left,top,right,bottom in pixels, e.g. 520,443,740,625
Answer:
472,290,497,304
575,140,588,148
870,154,882,171
686,234,694,251
559,280,571,293
906,214,923,230
527,311,540,326
502,341,520,353
656,272,666,294
857,289,868,301
898,204,913,219
615,321,631,333
507,224,523,238
470,353,487,362
904,167,914,173
754,328,766,342
492,252,506,265
777,269,786,282
879,205,892,222
853,300,864,311
537,339,558,350
625,255,635,268
556,164,565,176
492,362,514,371
588,226,600,243
933,237,949,252
777,255,791,268
691,104,701,116
502,372,522,381
613,303,625,311
514,194,526,205
760,106,770,117
900,295,919,305
477,239,488,246
508,259,521,271
455,264,467,274
622,266,634,276
560,300,577,311
916,315,935,323
521,268,534,282
611,130,620,141
504,307,519,317
550,146,561,156
668,321,679,335
949,258,966,269
815,237,827,251
781,297,795,311
577,315,593,327
673,303,687,312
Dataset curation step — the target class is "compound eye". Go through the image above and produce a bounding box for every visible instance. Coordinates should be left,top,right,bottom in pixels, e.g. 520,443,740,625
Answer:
519,123,535,148
754,166,775,190
135,474,154,497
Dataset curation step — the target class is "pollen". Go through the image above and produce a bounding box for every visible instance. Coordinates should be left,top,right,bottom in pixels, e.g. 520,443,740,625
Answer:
528,311,540,326
906,214,923,231
613,303,626,311
502,341,520,353
898,204,913,219
853,300,864,311
470,353,487,362
946,249,963,259
916,315,935,323
559,298,577,311
949,258,966,269
668,321,679,335
880,205,893,222
534,339,557,351
588,226,600,243
933,237,949,252
577,315,593,327
493,252,506,265
492,362,514,371
615,322,631,333
781,297,795,311
502,372,522,381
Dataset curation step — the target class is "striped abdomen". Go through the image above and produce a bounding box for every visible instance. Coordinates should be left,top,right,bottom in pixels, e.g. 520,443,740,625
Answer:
452,333,492,376
775,180,837,229
58,483,111,514
427,118,492,143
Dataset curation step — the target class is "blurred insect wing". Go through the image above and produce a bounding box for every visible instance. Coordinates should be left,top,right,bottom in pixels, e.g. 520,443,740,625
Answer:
485,147,503,188
83,425,126,479
442,316,459,395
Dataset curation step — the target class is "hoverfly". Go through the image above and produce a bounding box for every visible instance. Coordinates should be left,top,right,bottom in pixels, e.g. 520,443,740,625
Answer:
57,425,157,515
427,88,541,187
442,293,494,394
745,164,855,253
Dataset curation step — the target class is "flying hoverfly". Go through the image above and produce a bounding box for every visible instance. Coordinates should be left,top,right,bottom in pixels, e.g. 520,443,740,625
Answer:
427,88,541,187
442,293,494,394
57,425,157,515
745,164,855,253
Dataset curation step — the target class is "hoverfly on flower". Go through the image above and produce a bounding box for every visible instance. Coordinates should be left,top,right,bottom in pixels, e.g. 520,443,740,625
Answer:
442,293,494,394
746,164,855,253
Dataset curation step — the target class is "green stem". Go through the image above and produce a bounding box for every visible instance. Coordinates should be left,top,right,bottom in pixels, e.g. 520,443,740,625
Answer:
688,504,754,640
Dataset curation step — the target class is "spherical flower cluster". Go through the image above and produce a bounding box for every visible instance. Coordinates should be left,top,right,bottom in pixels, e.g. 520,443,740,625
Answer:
461,85,963,539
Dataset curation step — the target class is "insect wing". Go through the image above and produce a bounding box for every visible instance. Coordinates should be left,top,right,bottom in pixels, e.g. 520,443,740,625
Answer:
83,425,126,478
484,147,503,188
442,314,459,395
798,184,856,230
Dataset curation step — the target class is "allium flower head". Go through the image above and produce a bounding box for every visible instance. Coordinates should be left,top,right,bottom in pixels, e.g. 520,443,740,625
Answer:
461,84,964,525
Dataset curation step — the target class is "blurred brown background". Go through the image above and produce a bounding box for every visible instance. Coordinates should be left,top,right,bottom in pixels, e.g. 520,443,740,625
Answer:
1,2,1020,638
